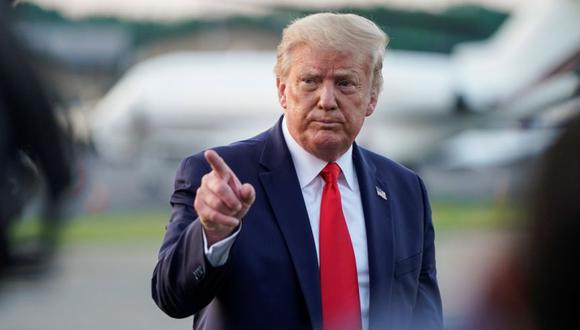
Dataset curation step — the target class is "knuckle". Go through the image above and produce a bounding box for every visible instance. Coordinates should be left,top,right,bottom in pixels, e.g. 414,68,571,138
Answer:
215,183,229,196
195,187,203,198
198,206,210,221
207,209,218,221
208,196,222,210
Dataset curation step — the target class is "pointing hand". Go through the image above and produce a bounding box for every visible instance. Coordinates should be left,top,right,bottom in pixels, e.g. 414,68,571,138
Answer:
194,150,255,246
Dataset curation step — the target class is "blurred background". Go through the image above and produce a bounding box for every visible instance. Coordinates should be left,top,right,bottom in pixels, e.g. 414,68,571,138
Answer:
0,0,578,329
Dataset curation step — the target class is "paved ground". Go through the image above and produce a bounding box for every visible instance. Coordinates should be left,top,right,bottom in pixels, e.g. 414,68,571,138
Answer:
0,244,190,330
0,230,514,330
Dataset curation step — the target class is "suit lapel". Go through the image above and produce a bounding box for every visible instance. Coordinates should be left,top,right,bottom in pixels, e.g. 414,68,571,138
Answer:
353,144,395,329
258,118,322,330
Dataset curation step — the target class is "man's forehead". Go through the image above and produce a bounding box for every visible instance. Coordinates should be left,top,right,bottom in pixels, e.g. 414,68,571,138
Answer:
290,44,370,74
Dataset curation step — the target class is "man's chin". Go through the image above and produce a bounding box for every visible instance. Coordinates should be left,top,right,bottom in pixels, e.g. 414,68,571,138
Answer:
308,137,350,162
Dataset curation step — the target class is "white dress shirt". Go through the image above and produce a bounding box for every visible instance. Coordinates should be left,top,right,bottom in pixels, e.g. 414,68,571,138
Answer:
203,117,370,329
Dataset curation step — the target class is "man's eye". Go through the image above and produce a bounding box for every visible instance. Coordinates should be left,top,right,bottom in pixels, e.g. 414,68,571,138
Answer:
300,78,318,90
338,80,354,87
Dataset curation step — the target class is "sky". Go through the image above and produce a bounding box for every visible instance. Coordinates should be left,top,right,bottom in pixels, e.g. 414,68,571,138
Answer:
19,0,524,21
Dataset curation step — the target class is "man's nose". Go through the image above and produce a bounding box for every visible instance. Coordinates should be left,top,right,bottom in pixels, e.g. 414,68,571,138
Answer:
317,81,338,111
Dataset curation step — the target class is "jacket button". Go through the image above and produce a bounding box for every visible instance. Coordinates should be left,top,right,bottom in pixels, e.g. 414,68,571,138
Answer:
193,266,205,281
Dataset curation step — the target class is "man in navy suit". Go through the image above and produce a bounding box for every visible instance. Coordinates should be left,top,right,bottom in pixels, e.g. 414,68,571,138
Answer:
152,13,443,330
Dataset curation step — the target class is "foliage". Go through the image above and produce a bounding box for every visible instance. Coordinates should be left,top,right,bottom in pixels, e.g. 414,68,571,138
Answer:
10,201,521,247
12,3,508,53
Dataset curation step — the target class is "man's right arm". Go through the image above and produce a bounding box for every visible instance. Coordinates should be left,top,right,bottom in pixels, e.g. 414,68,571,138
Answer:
151,151,254,318
151,155,227,318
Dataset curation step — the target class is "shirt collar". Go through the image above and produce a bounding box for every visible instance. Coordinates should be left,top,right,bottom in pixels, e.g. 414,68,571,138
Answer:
282,116,356,191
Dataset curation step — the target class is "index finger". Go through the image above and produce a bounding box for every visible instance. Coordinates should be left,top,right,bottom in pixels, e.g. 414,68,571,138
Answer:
204,150,243,195
204,150,231,179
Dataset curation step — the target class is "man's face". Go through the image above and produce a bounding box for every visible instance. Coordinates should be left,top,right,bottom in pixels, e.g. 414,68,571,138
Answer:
277,44,378,162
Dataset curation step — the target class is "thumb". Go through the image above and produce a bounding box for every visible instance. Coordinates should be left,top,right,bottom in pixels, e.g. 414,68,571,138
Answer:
239,183,255,207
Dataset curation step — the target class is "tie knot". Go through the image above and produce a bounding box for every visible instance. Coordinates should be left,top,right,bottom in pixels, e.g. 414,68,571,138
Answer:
320,162,340,184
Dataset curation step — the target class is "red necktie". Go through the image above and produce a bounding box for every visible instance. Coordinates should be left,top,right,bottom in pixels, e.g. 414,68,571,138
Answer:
319,162,362,330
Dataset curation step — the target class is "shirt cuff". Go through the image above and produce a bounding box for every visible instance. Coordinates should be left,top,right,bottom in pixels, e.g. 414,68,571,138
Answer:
202,225,241,267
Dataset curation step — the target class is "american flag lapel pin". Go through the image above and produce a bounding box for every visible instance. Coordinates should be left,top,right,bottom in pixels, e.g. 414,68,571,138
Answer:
376,186,387,200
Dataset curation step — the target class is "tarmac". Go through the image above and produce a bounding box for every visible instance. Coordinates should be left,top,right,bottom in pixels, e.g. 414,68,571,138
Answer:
0,229,514,330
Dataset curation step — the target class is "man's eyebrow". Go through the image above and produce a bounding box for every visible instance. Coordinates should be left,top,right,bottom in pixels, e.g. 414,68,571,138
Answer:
334,71,360,80
299,70,321,78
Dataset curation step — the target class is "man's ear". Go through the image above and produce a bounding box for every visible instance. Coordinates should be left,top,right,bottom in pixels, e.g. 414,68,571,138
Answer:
366,88,378,116
276,77,287,109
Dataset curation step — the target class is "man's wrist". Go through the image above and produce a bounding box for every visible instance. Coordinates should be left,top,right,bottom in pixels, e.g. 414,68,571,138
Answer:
202,224,241,267
203,224,239,247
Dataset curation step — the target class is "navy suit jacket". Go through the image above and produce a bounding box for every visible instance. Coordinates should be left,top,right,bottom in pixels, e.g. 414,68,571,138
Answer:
152,117,443,329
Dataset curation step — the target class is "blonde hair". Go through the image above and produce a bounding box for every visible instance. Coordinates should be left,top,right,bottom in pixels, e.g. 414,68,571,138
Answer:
275,13,389,93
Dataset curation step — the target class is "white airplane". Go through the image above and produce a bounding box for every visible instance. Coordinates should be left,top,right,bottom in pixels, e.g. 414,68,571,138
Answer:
85,0,579,169
435,0,580,169
87,49,455,163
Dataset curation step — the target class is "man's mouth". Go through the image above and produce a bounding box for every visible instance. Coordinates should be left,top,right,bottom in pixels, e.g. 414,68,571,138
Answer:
313,120,341,129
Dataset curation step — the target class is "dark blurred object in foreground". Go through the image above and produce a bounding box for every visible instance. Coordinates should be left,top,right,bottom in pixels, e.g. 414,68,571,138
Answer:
470,111,580,329
524,111,580,329
0,2,73,277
